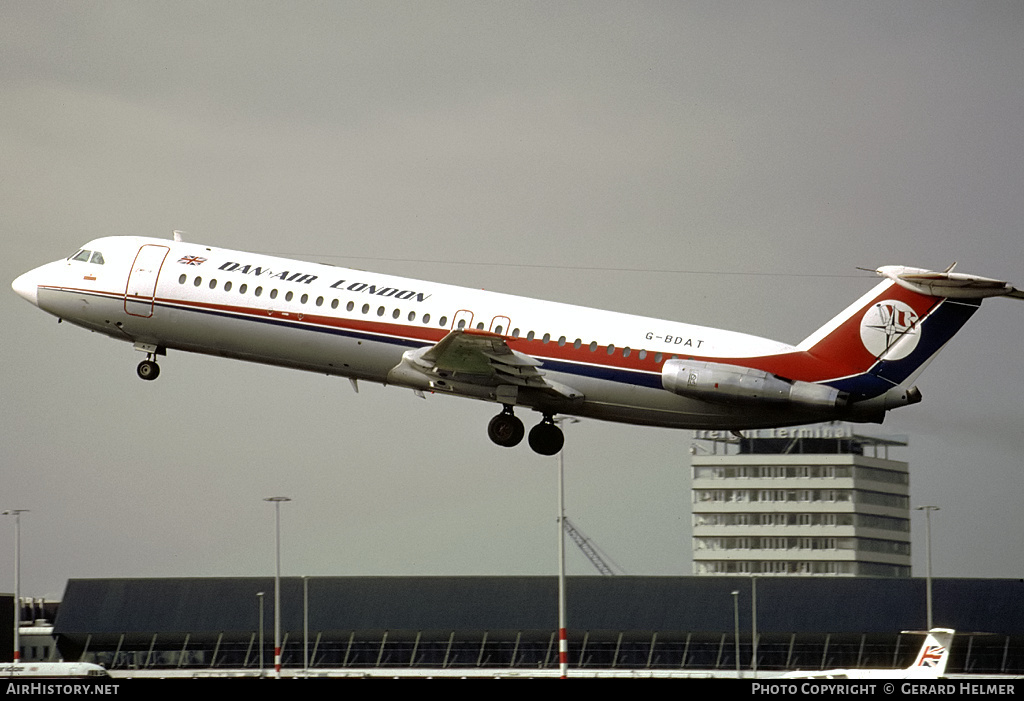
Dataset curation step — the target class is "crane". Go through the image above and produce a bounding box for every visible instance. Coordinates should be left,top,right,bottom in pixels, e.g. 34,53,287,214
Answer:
562,517,625,576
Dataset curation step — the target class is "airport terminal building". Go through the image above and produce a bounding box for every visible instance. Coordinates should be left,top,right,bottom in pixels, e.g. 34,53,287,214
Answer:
29,576,1024,676
691,426,912,577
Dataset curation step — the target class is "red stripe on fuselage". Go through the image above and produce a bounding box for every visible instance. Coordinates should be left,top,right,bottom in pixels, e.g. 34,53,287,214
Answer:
711,284,940,383
57,283,939,386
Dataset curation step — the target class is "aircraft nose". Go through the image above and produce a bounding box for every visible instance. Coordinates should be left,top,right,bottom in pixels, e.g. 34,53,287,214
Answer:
12,268,40,306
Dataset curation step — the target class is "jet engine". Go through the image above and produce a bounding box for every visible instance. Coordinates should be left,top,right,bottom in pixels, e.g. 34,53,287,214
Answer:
661,359,848,410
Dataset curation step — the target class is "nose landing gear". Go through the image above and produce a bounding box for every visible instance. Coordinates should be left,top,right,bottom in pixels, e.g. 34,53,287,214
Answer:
133,343,164,381
137,357,160,381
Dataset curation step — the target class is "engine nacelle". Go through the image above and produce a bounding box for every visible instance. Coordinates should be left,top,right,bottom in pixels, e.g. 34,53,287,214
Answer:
662,359,848,410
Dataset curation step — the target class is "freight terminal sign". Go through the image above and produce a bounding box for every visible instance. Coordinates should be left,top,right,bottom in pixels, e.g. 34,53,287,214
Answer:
692,424,853,440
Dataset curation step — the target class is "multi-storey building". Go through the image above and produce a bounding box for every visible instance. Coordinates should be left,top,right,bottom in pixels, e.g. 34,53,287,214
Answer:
691,423,910,577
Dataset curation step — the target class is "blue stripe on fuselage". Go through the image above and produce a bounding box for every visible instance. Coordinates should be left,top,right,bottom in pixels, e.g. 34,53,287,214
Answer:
154,294,666,387
825,297,981,398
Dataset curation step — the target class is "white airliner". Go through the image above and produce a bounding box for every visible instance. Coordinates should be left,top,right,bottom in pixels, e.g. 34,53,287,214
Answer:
783,628,955,679
2,661,109,678
11,235,1022,454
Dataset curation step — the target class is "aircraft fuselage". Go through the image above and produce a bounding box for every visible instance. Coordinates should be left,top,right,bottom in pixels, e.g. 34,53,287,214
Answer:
14,235,1015,453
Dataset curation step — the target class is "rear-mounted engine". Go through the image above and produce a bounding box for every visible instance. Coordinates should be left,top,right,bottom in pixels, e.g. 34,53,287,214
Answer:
661,358,848,410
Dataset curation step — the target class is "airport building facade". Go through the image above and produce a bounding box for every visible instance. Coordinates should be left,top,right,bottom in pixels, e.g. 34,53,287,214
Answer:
691,424,911,577
32,576,1024,676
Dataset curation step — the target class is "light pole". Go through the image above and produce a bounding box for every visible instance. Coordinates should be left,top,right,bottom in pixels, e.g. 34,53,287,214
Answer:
916,505,940,630
554,417,578,679
3,509,29,665
751,574,758,678
732,590,741,678
303,576,309,674
256,591,265,674
264,496,291,678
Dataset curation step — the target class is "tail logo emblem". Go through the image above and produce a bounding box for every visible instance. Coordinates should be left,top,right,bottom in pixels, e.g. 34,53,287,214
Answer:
860,300,920,359
917,644,945,667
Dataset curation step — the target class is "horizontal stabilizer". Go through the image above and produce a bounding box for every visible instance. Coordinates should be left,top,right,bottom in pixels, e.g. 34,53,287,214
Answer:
878,265,1023,300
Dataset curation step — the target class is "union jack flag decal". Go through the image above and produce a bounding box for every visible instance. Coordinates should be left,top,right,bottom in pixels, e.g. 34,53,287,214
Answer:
917,645,945,667
178,256,207,266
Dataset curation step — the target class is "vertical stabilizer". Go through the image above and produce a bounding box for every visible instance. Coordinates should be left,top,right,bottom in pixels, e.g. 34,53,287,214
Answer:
903,628,955,678
795,270,986,400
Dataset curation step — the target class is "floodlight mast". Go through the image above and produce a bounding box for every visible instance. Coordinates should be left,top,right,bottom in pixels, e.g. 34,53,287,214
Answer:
264,497,291,678
3,509,29,664
916,505,941,630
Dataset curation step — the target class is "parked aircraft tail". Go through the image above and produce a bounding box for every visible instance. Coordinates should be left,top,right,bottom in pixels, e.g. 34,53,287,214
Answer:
782,628,955,679
903,628,955,678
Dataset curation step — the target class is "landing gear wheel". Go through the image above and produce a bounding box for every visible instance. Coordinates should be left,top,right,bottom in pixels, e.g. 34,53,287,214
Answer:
528,419,564,456
137,359,160,381
488,409,525,447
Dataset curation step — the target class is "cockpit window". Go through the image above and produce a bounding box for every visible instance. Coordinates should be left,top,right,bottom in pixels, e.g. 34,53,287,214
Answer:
69,249,105,264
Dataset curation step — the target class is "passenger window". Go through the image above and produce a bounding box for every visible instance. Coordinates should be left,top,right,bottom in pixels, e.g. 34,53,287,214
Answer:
270,289,278,299
408,311,416,322
178,274,187,284
439,316,447,326
209,279,217,289
285,291,293,302
377,306,385,317
194,277,202,287
240,284,248,294
392,309,400,319
558,336,566,347
255,286,263,297
607,344,615,355
457,319,466,329
362,304,370,314
423,313,431,324
224,281,232,292
573,339,582,349
542,333,550,344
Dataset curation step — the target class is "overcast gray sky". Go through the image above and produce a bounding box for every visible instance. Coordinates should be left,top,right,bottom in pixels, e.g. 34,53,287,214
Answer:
3,1,1022,600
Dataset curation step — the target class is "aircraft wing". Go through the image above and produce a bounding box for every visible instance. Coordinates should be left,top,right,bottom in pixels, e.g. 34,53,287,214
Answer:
422,328,545,381
388,329,584,403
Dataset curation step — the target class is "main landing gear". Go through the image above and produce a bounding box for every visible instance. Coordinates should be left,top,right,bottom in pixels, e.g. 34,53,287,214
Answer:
488,406,525,447
137,357,160,381
487,407,564,456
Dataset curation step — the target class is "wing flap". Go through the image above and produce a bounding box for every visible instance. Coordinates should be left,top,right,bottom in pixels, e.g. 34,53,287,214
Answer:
387,329,583,402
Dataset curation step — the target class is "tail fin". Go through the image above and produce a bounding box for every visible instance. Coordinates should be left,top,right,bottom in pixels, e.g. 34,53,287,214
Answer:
793,266,1020,404
902,628,955,678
